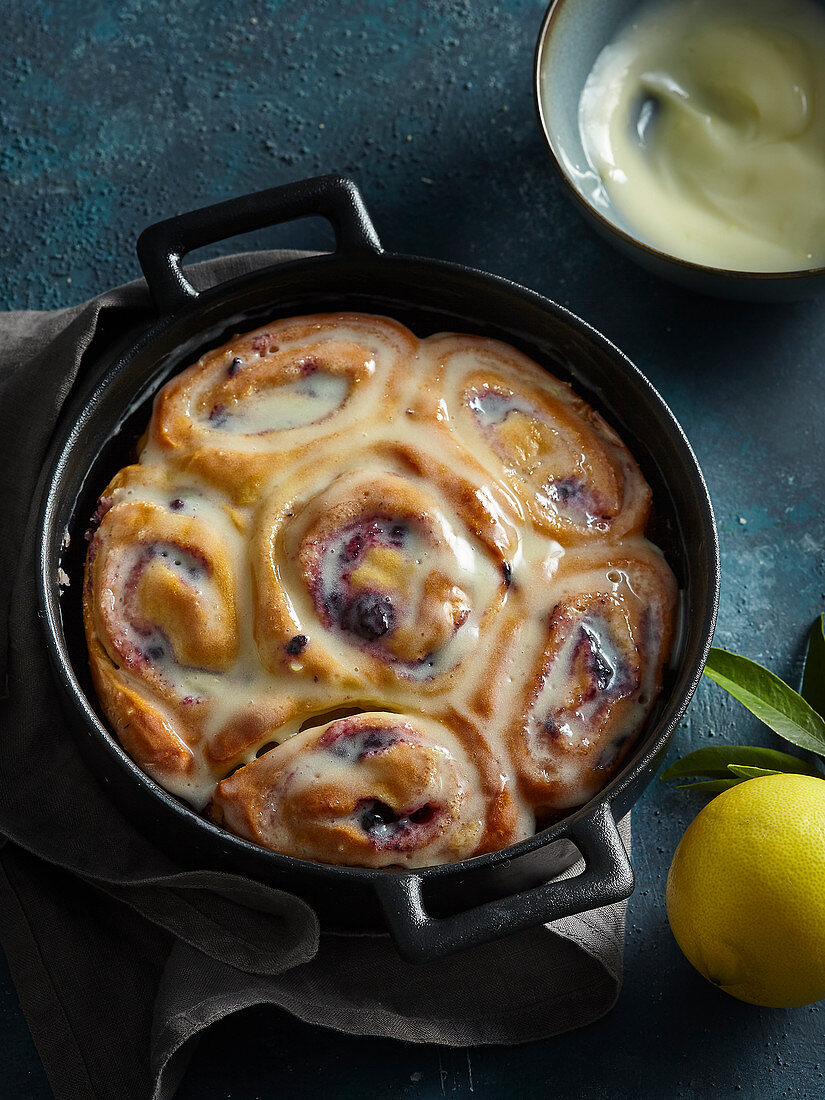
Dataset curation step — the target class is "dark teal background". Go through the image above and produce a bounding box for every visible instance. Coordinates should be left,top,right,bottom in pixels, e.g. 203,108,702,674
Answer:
2,0,824,1095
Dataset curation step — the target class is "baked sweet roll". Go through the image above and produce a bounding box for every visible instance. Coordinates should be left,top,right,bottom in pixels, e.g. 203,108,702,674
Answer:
419,334,651,542
252,439,519,698
83,465,243,797
83,311,678,868
144,312,414,504
212,711,523,867
498,544,677,819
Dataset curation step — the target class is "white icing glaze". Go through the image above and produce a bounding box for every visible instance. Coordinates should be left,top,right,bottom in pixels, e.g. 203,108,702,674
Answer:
569,0,825,271
205,370,352,434
85,314,677,861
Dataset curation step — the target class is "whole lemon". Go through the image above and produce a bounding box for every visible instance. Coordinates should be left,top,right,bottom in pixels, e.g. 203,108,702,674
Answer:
666,772,825,1007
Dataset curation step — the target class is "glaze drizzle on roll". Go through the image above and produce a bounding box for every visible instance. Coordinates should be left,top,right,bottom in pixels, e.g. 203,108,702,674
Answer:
84,312,677,867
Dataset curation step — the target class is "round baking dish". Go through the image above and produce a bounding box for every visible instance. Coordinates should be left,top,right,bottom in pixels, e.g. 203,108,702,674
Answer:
36,175,719,963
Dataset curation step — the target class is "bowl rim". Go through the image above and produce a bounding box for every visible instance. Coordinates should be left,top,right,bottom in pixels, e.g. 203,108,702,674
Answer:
37,247,720,889
533,0,825,283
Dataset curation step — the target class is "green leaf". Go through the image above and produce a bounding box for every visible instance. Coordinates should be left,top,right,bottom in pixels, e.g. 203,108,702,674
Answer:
802,614,825,721
703,647,825,755
676,779,740,792
726,764,782,779
659,744,820,782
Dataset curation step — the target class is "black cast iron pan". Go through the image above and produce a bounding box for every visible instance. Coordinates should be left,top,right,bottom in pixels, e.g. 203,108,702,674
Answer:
37,175,719,963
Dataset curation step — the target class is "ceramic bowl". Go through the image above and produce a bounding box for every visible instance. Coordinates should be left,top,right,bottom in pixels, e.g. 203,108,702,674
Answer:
534,0,825,300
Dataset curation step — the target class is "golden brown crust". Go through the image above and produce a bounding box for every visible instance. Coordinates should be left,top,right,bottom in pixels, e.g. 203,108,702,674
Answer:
87,639,195,778
419,335,652,542
147,312,416,503
211,711,522,868
204,698,301,770
83,471,240,790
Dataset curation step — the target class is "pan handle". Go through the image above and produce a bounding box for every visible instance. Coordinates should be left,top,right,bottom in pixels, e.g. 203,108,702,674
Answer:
136,174,383,316
373,802,633,964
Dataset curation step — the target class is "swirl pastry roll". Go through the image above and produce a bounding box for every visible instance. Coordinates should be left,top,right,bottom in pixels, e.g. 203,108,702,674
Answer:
83,465,247,800
505,545,677,818
145,313,416,504
420,334,651,541
252,441,520,697
211,711,525,867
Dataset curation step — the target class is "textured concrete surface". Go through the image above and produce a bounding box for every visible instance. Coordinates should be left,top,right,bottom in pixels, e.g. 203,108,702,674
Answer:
2,0,825,1097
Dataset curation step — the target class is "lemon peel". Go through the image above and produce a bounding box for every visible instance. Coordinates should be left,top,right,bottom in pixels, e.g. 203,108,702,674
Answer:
666,773,825,1007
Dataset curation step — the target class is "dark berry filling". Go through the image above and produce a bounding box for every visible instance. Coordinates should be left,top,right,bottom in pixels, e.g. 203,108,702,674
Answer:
250,333,272,352
592,648,615,691
341,593,395,641
546,477,609,528
344,533,364,562
169,498,185,511
85,496,113,541
208,402,227,426
357,728,395,757
580,624,616,691
356,798,440,847
548,476,584,505
408,803,436,824
319,722,403,761
325,590,344,616
535,614,642,749
542,716,561,741
227,356,243,377
359,799,399,834
312,517,460,677
286,634,308,656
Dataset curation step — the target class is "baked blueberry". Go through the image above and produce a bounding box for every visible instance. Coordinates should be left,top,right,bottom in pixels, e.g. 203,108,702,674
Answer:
358,799,399,835
342,593,395,640
286,634,309,656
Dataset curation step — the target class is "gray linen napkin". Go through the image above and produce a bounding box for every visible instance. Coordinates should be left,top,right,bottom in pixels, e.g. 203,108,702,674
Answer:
0,250,632,1100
